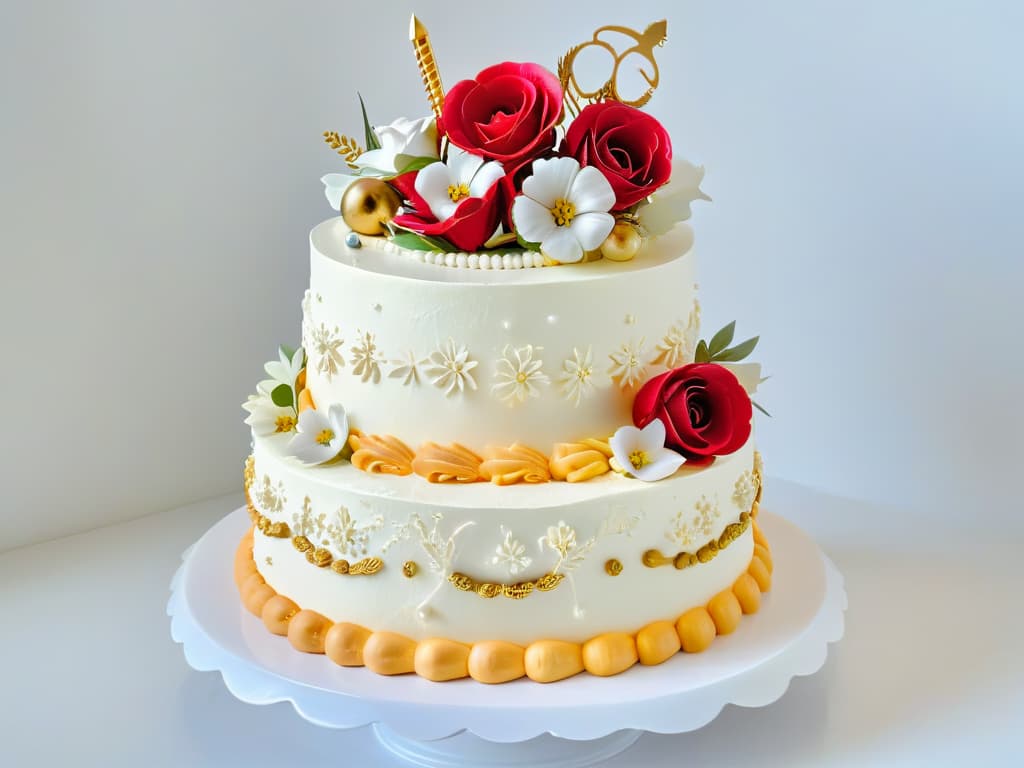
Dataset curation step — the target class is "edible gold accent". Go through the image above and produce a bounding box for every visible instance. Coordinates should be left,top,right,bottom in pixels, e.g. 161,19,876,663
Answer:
753,450,765,505
449,570,564,599
309,547,333,567
642,507,752,569
341,178,402,235
557,20,667,118
605,558,623,576
349,557,384,576
480,443,551,485
292,536,313,553
402,560,418,578
412,442,484,483
549,439,612,482
332,559,350,574
243,463,293,540
350,432,416,476
410,15,445,119
322,130,364,168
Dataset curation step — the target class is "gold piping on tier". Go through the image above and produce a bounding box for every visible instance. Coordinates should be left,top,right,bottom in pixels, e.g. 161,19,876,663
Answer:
643,511,752,569
449,570,565,600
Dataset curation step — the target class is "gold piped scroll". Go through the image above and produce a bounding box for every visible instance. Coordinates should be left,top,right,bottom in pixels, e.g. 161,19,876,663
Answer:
449,570,565,600
549,439,612,482
643,511,752,570
557,20,668,118
410,15,445,119
479,443,551,485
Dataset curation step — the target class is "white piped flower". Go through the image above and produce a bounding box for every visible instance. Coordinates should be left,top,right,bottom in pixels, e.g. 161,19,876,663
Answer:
286,404,349,465
354,116,439,175
264,346,304,392
242,380,297,437
424,338,478,397
558,346,596,407
609,419,685,482
415,147,504,222
511,157,615,264
492,344,549,405
491,527,532,577
638,159,711,237
321,173,355,211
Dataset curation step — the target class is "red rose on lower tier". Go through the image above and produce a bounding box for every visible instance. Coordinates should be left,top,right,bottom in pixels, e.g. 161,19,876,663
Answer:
442,62,562,168
391,171,503,252
632,363,752,461
562,101,672,210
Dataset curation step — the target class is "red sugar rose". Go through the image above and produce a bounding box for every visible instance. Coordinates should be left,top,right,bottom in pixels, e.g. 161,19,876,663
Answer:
390,170,503,253
632,363,752,461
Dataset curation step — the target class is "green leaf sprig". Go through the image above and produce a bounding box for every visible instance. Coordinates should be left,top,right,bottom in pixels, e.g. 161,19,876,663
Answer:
694,321,759,363
358,93,381,151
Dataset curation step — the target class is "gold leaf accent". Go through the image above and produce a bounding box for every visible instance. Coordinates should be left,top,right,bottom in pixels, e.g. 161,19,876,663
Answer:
643,507,753,569
309,547,333,567
605,558,623,576
475,582,502,599
349,557,384,576
448,571,563,599
402,561,418,578
243,455,256,490
332,559,350,575
480,443,551,485
412,442,484,483
449,573,474,592
501,582,535,600
350,432,416,476
535,573,565,592
265,522,290,538
323,130,363,169
293,536,313,553
410,15,445,119
549,440,612,482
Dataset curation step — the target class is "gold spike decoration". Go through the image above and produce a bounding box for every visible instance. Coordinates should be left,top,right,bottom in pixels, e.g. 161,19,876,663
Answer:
410,14,445,119
557,20,668,118
322,131,363,169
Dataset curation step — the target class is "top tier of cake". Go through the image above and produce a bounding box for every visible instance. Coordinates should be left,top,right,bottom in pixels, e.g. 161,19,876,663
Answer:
302,218,699,452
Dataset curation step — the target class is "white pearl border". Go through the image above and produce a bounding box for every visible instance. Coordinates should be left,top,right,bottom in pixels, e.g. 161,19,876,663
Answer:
359,234,548,270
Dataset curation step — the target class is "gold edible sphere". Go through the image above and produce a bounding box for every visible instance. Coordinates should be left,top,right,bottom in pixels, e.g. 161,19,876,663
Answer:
340,178,401,235
600,221,643,262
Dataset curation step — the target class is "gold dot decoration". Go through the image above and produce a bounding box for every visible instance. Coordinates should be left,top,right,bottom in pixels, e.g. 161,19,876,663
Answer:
643,511,752,570
402,561,418,578
605,558,623,576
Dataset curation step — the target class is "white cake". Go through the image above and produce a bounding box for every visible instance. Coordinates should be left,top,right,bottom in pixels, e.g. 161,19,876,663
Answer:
235,16,773,683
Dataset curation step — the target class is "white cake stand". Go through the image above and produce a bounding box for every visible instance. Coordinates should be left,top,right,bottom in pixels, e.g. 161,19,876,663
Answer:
168,507,846,768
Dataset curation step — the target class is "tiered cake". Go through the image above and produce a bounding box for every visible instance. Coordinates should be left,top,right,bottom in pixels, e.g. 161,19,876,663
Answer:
236,16,772,684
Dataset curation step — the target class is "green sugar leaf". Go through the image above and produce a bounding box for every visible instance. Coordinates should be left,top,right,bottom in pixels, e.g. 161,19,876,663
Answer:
271,383,294,408
715,336,760,362
358,93,381,151
752,400,772,417
708,321,736,356
390,232,457,253
695,339,711,363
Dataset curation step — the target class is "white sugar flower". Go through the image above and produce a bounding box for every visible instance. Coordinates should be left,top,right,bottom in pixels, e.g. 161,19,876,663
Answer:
491,527,532,577
265,346,305,392
350,330,384,384
242,383,297,437
511,157,615,264
558,346,595,407
286,404,349,465
310,324,345,381
424,338,478,397
608,338,648,391
321,173,356,211
638,158,711,237
609,419,685,482
415,147,504,222
492,344,549,405
354,116,439,175
720,362,765,395
389,350,427,386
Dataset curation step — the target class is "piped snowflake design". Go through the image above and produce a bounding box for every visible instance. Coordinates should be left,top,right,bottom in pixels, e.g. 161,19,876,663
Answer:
608,338,648,391
389,350,428,386
292,496,328,542
253,475,286,516
732,470,759,512
424,338,479,397
384,511,475,620
598,505,644,538
492,344,549,405
350,330,384,384
653,300,701,369
666,494,721,548
325,505,384,557
301,290,313,355
491,527,532,577
558,346,596,407
311,323,345,381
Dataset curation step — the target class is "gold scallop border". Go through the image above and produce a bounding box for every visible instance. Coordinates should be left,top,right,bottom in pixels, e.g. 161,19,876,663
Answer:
235,520,774,684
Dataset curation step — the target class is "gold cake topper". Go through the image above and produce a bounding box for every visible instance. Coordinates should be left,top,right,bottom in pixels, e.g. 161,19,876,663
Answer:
557,20,667,117
410,14,445,119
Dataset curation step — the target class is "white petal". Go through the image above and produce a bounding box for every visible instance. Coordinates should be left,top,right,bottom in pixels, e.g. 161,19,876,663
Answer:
327,403,349,439
522,157,580,208
512,196,558,244
720,362,762,395
568,212,614,251
631,449,686,482
637,418,668,453
541,227,583,264
296,407,329,434
640,160,710,236
287,432,337,465
416,161,458,221
609,425,643,468
448,146,483,185
569,165,616,214
469,160,505,198
321,173,355,211
264,360,290,384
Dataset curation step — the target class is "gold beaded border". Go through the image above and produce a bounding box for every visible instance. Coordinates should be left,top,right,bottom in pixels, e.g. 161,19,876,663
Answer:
448,571,565,600
234,520,774,683
642,509,753,569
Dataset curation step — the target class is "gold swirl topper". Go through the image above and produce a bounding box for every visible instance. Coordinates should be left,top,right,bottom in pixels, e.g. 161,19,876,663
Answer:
557,20,667,117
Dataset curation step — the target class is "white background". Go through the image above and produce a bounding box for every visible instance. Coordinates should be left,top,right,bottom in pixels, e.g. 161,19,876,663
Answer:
2,0,1023,551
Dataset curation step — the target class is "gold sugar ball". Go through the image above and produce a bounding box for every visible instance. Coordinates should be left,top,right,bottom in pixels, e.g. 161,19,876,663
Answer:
340,178,401,235
600,221,643,262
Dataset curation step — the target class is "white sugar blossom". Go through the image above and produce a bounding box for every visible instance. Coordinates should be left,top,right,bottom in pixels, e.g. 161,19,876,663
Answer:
733,470,759,511
720,362,765,395
608,338,648,391
321,173,356,211
416,146,504,222
350,330,384,384
558,346,596,407
424,338,478,397
242,381,297,436
609,419,685,482
311,324,345,381
389,350,427,386
512,156,615,264
354,116,439,175
654,302,701,369
492,344,549,405
287,404,349,465
265,346,304,392
491,527,532,577
639,159,711,237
